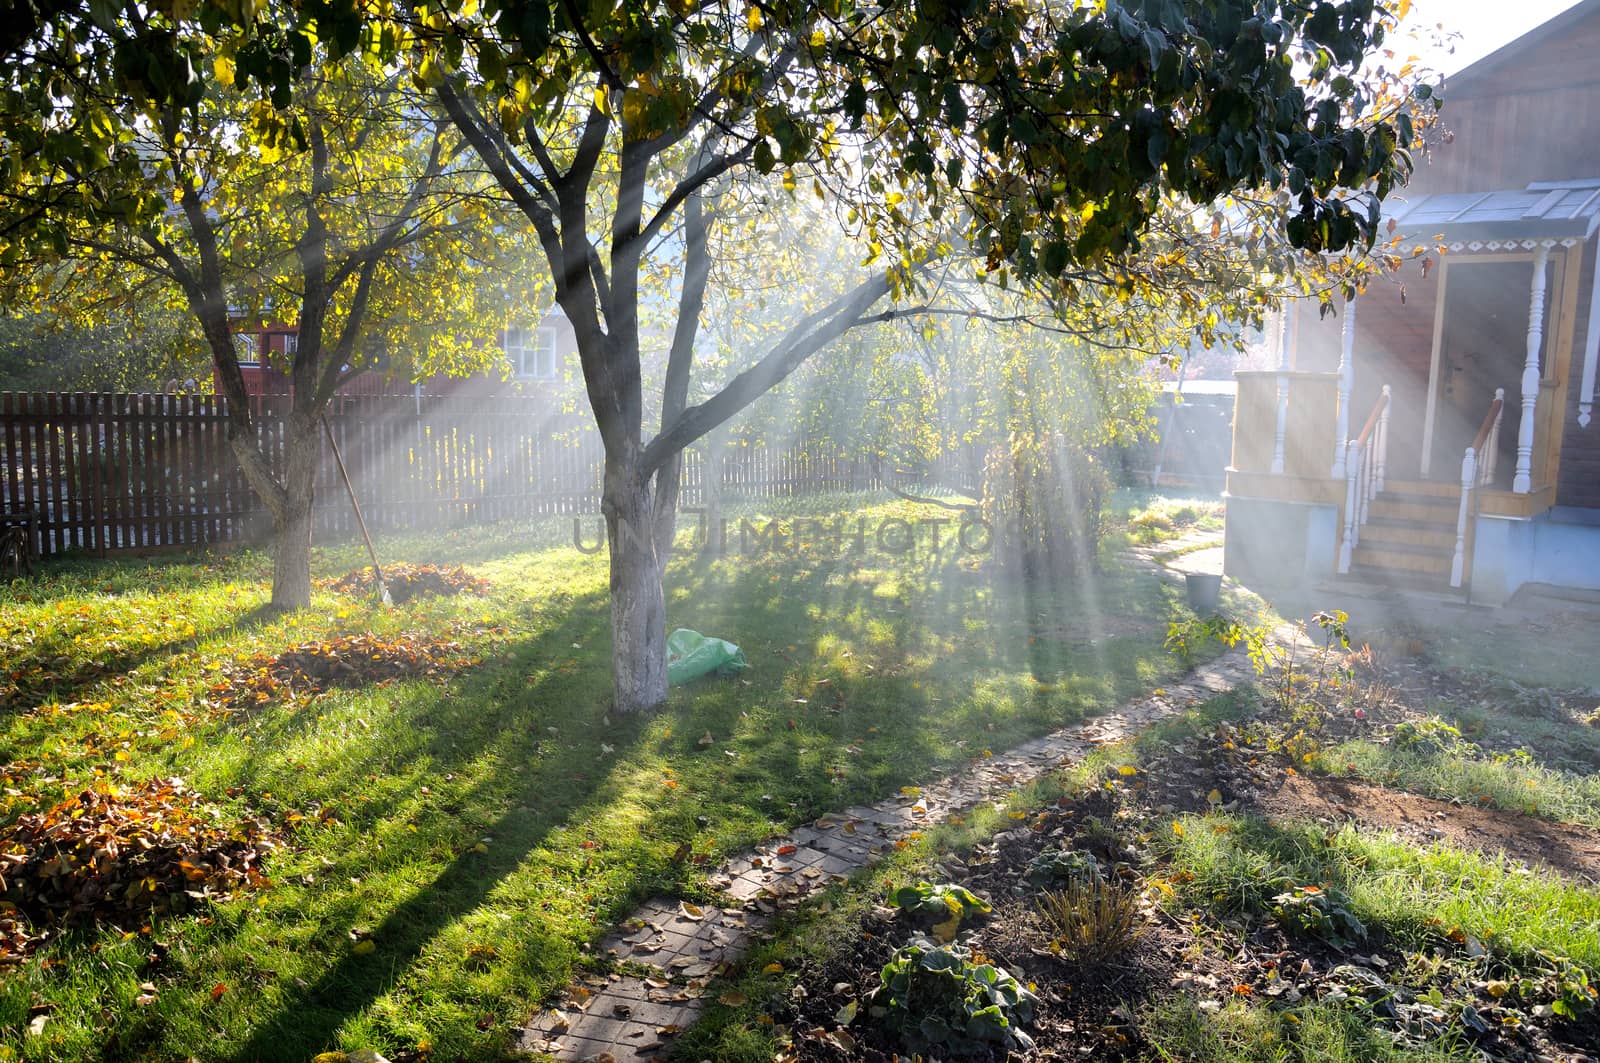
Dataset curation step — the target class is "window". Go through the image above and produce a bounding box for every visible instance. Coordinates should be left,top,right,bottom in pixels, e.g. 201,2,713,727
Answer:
234,333,261,366
507,326,559,379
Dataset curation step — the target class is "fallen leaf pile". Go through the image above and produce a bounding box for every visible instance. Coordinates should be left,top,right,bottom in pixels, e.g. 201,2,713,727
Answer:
327,564,490,604
0,777,276,964
211,632,478,708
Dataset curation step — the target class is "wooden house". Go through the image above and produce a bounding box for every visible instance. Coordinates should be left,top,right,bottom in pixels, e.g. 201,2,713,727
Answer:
1225,0,1600,603
222,306,580,401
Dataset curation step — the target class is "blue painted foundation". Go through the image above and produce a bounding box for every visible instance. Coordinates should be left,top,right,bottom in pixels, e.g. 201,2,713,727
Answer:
1469,507,1600,603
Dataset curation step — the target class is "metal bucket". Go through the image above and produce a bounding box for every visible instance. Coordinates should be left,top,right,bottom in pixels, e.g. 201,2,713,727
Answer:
1185,572,1223,614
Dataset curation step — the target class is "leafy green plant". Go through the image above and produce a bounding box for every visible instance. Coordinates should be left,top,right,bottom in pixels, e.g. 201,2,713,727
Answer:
1390,718,1473,756
1036,876,1146,963
889,882,993,941
1168,609,1357,763
868,937,1036,1057
1024,847,1102,887
890,881,992,924
1270,885,1366,948
1532,953,1599,1022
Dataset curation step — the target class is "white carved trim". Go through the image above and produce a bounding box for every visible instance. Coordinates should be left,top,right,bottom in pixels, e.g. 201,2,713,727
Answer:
1445,237,1577,254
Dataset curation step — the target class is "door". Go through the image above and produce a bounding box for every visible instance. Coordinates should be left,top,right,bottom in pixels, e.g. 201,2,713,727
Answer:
1429,258,1559,484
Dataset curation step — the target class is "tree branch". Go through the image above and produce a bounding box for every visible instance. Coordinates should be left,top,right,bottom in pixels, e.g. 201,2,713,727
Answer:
642,271,893,474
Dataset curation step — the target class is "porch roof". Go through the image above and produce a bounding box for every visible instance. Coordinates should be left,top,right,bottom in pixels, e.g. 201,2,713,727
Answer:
1383,179,1600,242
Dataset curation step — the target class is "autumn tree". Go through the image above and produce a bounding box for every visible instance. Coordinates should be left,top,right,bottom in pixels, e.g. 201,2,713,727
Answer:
387,0,1427,712
0,17,521,608
1,0,1432,710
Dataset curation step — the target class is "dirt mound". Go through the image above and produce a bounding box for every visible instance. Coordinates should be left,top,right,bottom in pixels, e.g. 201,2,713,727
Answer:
1258,772,1600,883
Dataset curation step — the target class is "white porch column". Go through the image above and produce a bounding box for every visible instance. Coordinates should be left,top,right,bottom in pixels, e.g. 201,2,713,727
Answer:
1272,303,1293,474
1331,293,1356,478
1513,245,1550,494
1580,242,1600,428
1375,384,1391,492
1450,447,1476,588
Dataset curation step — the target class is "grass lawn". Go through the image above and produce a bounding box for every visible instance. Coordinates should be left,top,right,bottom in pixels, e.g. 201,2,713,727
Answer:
1104,487,1225,548
0,495,1197,1061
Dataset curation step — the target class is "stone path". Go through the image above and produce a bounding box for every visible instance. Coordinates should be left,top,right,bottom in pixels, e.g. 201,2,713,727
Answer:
520,638,1260,1061
1119,527,1226,574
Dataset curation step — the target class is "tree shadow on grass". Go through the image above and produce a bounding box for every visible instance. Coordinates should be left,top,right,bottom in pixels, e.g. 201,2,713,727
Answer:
218,537,1186,1061
222,587,649,1061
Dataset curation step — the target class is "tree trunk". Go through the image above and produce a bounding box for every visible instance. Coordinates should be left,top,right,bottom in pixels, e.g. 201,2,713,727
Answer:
701,433,726,557
605,464,669,713
271,499,315,610
269,415,319,611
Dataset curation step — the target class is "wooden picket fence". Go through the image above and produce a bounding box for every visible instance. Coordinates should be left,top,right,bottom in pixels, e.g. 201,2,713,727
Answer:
0,392,907,559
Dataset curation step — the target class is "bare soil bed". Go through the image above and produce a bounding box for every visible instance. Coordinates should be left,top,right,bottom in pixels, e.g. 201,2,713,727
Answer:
772,649,1600,1062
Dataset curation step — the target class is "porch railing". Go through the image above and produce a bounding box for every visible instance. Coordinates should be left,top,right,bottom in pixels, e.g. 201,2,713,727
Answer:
1336,385,1391,574
1449,388,1505,588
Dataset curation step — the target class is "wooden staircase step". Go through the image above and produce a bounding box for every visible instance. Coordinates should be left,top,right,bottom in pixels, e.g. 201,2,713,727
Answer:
1358,519,1456,551
1379,479,1463,500
1366,496,1458,525
1350,541,1451,577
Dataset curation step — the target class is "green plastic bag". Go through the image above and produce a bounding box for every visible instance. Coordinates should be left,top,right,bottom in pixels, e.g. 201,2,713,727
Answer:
666,628,748,685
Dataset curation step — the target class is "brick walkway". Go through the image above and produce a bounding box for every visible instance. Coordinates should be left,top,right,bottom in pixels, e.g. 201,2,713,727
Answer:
521,635,1258,1061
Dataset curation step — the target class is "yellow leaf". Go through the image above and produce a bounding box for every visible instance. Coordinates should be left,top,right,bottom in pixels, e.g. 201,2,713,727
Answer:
931,914,961,943
717,990,747,1007
762,962,783,974
213,55,235,86
351,939,376,955
1117,765,1138,776
1486,980,1510,998
746,6,763,31
1172,820,1185,838
1206,789,1222,806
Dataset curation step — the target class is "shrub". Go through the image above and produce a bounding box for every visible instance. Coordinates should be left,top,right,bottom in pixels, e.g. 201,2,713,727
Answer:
1036,876,1146,963
981,434,1108,581
1389,718,1473,756
868,937,1036,1057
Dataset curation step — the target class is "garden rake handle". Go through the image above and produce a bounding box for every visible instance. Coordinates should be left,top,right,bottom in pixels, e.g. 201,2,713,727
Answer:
322,415,391,605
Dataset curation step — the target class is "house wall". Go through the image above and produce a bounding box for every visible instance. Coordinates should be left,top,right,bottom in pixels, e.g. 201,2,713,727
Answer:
1410,9,1600,195
1289,267,1442,481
